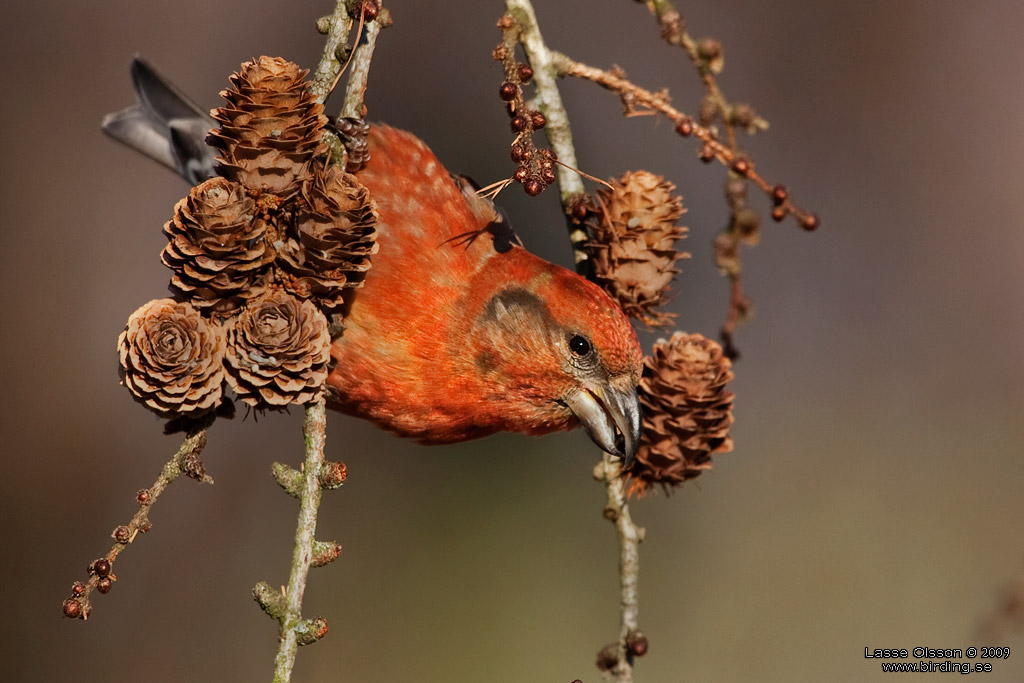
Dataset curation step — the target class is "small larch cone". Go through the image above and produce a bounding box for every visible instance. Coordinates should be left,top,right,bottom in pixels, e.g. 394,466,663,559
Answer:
161,177,275,315
118,299,225,417
334,117,371,173
627,332,735,496
207,56,328,198
276,163,378,308
223,289,331,407
586,171,690,328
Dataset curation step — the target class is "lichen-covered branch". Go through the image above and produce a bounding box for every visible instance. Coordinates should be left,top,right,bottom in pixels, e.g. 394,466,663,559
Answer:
502,4,651,680
259,9,381,674
311,1,356,167
594,453,646,683
62,426,213,620
260,400,347,680
314,1,388,174
339,5,388,119
268,399,331,682
310,1,356,103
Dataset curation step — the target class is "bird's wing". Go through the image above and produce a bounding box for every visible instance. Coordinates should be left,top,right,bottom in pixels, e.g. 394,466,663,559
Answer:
328,125,523,436
356,125,511,272
129,58,212,125
102,58,217,183
101,104,178,171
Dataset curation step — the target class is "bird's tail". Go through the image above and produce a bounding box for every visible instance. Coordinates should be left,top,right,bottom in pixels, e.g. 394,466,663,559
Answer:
101,58,217,185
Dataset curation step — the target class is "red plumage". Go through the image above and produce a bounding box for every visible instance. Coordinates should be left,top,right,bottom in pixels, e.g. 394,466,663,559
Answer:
326,126,642,448
103,58,643,459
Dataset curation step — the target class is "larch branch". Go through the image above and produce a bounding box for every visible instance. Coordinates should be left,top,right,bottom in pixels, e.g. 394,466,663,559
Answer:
270,399,329,683
310,0,355,103
62,426,213,620
595,452,645,682
504,0,591,273
339,4,387,119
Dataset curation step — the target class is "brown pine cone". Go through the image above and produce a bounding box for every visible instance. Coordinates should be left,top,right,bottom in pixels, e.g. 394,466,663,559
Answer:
627,332,734,496
207,56,328,199
117,299,225,417
276,163,378,308
161,177,275,315
334,117,371,173
585,171,690,328
223,289,331,406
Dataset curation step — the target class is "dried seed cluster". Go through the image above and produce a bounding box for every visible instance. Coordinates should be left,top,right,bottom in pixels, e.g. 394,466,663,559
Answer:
63,557,120,619
119,57,376,414
494,16,557,197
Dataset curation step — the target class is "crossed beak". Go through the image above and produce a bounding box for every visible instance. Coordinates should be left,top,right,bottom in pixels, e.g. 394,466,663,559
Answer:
565,379,642,469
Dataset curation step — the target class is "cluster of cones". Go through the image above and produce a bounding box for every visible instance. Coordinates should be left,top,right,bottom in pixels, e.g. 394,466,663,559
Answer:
119,57,377,414
116,56,733,486
582,171,735,495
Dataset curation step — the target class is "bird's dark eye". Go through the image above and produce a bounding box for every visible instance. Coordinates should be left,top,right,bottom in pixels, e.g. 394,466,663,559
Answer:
569,334,592,356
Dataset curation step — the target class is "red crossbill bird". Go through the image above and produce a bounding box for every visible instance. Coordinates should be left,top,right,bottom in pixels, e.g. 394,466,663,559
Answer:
103,58,643,464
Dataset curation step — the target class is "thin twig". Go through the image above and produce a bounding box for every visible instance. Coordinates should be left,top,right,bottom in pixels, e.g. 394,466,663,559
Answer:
550,52,810,220
504,0,591,273
719,272,749,360
270,400,330,682
261,8,384,671
310,0,356,168
637,0,740,147
62,426,213,620
339,6,386,119
594,452,645,683
631,0,818,354
638,0,759,355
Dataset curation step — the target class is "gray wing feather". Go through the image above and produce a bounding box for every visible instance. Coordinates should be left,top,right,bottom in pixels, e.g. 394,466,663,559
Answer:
101,104,179,171
102,57,217,184
129,58,211,125
169,119,218,185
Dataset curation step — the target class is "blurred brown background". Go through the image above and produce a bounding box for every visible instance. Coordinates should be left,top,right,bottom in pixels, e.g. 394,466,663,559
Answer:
3,0,1023,681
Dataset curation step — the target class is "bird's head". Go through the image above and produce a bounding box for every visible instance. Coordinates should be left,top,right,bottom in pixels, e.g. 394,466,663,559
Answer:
463,257,644,466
